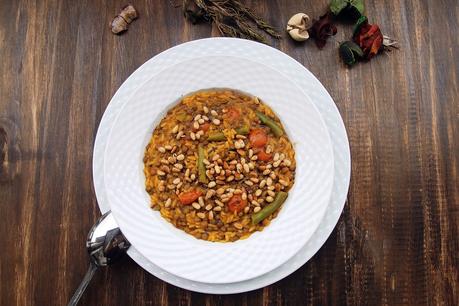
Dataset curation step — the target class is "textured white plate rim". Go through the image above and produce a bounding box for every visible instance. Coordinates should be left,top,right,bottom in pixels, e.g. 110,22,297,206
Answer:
103,55,335,284
92,37,351,294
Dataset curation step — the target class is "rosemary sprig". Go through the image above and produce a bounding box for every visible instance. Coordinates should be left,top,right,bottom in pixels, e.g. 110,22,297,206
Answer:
182,0,281,44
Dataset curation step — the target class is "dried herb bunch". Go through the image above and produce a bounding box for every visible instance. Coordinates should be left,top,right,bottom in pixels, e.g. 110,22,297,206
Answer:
182,0,281,43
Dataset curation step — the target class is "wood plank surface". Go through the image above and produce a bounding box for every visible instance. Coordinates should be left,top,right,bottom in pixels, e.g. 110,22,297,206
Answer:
0,0,458,305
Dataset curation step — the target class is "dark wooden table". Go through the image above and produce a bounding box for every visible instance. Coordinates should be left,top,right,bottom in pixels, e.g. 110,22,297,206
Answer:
1,0,458,305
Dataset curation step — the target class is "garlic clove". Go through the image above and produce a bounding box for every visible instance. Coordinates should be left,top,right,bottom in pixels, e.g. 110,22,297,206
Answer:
288,28,309,41
286,13,311,42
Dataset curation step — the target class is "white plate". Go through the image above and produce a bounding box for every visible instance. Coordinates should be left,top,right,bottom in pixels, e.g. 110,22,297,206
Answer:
93,38,350,293
103,56,334,284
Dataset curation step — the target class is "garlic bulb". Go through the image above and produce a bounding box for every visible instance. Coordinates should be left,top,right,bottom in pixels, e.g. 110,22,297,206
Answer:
286,13,311,41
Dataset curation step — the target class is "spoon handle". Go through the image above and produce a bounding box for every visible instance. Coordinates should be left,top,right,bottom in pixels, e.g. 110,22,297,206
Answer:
67,262,99,306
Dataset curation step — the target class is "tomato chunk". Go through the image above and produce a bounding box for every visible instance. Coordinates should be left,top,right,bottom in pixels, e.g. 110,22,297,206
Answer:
178,190,202,205
225,107,240,122
200,122,210,132
257,150,272,161
249,129,268,148
228,194,247,213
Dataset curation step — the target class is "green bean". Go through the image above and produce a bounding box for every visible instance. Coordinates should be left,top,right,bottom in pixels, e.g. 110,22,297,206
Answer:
207,132,226,141
208,125,248,141
256,112,284,137
251,192,288,225
197,145,208,183
235,125,250,135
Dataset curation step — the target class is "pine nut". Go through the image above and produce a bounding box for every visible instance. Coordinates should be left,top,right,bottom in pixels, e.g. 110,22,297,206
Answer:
164,145,172,150
176,131,184,139
213,206,222,211
208,211,214,220
266,196,274,202
158,147,166,153
197,212,206,219
259,179,267,188
267,190,275,197
205,204,212,211
165,198,171,207
160,165,170,173
198,196,205,207
266,177,273,186
255,189,262,196
212,119,220,125
211,110,218,116
205,189,215,199
157,170,166,176
192,202,200,210
273,153,280,161
203,106,209,113
253,206,261,213
208,181,216,188
278,179,289,186
173,178,180,184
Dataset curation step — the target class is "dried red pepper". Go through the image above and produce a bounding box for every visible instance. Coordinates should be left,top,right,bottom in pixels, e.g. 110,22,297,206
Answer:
309,12,337,49
353,17,383,59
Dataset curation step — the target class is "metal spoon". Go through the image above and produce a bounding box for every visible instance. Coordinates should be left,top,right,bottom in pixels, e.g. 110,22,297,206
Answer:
67,211,130,306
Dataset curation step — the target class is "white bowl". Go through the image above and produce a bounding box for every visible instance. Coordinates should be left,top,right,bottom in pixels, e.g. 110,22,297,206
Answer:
104,56,334,284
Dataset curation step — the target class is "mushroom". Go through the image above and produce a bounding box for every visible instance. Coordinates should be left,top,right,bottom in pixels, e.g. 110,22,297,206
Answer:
286,13,311,42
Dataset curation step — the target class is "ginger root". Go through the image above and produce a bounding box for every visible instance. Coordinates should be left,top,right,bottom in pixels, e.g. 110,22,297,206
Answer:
110,4,138,34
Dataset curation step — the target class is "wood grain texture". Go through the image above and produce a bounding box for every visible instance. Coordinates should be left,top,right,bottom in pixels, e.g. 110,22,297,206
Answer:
0,0,458,305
